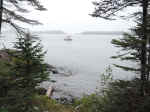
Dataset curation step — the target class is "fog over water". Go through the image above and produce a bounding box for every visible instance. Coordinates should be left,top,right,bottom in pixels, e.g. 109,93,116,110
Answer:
0,31,136,97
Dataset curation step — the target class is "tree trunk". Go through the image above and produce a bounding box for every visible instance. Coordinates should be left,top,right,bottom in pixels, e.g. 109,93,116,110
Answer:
0,0,3,33
141,0,148,96
147,1,150,81
147,37,150,81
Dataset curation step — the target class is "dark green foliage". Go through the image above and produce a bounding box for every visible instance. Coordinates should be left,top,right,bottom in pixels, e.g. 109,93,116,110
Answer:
0,108,8,112
0,0,49,111
111,13,150,95
91,0,150,96
0,33,50,112
1,0,46,34
99,79,150,112
35,87,47,95
73,67,150,112
32,95,74,112
10,33,49,89
111,32,143,71
73,94,103,112
111,13,150,71
91,0,148,20
74,79,150,112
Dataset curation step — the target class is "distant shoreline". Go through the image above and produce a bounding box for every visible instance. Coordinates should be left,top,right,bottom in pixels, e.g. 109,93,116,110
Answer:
80,31,124,35
34,31,124,35
33,30,66,35
3,30,124,35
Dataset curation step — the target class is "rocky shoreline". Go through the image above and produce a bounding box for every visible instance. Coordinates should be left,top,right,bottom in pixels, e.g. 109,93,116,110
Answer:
0,49,76,102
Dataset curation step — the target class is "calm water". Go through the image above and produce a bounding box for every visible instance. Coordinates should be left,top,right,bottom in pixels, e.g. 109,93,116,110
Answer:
0,32,136,97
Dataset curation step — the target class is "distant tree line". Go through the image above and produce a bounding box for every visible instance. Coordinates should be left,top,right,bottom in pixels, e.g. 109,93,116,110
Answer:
81,31,123,35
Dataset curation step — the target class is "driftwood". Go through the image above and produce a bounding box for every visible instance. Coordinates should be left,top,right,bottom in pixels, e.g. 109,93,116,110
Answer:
46,86,54,98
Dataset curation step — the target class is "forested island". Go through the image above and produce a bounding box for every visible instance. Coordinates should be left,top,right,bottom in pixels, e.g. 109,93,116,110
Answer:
33,30,124,35
34,30,66,34
80,31,124,35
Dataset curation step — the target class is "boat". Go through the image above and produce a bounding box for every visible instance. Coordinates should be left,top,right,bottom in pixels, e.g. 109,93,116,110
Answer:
64,35,72,41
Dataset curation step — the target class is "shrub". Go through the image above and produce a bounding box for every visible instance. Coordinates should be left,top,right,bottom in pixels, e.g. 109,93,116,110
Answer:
32,95,74,112
75,79,150,112
0,33,50,112
73,94,103,112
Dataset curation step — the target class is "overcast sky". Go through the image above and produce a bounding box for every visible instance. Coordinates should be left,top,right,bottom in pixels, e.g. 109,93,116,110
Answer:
24,0,135,34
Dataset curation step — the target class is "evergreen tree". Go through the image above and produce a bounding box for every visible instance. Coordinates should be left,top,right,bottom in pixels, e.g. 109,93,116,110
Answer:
0,0,48,111
111,14,150,73
111,15,150,94
0,0,46,33
0,33,50,112
91,0,150,95
12,33,49,89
